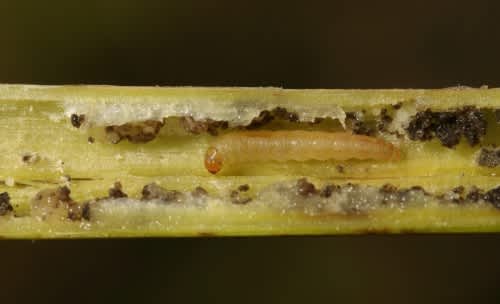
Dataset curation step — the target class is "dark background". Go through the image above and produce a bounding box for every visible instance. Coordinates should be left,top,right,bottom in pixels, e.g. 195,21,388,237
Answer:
1,1,500,303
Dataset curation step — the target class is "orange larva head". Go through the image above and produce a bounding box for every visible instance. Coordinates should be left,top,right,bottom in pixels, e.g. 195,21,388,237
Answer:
205,147,223,174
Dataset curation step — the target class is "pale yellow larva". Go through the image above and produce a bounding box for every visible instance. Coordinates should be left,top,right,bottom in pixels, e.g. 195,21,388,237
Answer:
204,131,401,174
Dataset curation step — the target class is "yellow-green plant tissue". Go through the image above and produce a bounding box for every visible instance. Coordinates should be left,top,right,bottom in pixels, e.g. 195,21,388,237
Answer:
0,85,499,238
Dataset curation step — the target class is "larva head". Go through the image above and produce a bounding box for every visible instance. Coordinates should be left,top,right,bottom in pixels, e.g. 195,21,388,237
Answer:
205,147,223,174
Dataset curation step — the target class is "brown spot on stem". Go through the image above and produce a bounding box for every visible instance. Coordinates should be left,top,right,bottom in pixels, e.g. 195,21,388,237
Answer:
246,107,300,129
238,184,250,192
81,202,91,221
406,107,487,148
273,107,299,122
180,117,228,136
392,102,403,110
108,182,127,199
21,152,40,165
477,148,500,168
319,184,340,198
192,186,208,197
0,192,13,216
296,178,317,197
484,186,500,209
466,186,484,202
141,183,183,203
71,114,85,128
335,165,345,174
345,112,375,136
31,186,83,220
105,120,164,144
377,108,393,132
230,187,252,205
230,193,252,205
452,186,465,195
380,183,398,194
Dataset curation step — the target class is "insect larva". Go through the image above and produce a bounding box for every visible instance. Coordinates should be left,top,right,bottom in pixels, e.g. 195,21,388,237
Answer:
204,131,401,174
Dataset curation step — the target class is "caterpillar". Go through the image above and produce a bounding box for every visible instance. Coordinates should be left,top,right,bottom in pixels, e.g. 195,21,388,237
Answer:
204,131,401,174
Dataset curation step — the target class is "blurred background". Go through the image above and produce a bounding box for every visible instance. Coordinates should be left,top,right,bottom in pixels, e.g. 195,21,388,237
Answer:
1,0,500,303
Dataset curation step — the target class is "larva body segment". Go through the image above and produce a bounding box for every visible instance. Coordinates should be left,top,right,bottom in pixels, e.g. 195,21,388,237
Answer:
205,131,401,174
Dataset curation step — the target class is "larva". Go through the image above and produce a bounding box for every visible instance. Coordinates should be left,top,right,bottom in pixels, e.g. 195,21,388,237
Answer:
204,131,401,174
